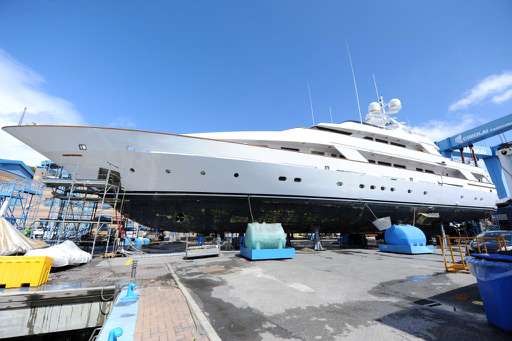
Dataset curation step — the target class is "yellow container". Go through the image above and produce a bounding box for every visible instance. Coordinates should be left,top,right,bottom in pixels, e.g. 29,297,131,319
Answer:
0,256,52,288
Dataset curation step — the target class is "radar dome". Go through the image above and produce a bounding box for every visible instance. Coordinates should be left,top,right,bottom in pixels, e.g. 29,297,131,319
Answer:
388,98,402,114
368,102,381,114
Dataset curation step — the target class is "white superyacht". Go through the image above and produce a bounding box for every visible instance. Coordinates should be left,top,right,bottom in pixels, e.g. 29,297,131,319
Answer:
3,98,497,233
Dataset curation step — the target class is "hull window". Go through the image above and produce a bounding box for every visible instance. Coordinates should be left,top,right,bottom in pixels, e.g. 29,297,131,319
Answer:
294,177,302,182
390,142,406,148
200,170,206,175
337,181,343,186
129,168,135,173
281,147,300,152
165,169,171,174
234,173,239,178
359,184,365,189
279,176,287,181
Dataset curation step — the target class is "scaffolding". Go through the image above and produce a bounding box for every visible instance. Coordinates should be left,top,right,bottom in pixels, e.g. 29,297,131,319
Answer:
438,235,508,272
34,163,125,256
0,180,44,232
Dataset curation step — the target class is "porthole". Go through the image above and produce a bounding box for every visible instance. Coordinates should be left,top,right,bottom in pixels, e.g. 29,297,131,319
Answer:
200,170,206,175
165,169,171,174
78,144,87,151
336,181,343,186
480,197,483,201
460,195,464,199
325,165,330,170
234,173,239,178
294,177,301,182
424,191,428,195
359,184,365,189
370,185,376,190
474,197,477,200
175,213,185,223
279,176,287,181
381,186,386,191
407,189,412,193
390,187,395,192
129,168,135,173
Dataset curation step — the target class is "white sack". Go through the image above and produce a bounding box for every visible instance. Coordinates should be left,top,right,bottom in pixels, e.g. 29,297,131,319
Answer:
25,240,91,267
0,217,47,256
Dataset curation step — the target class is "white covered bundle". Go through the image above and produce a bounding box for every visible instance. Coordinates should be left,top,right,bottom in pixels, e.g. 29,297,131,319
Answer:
0,199,47,255
25,240,92,267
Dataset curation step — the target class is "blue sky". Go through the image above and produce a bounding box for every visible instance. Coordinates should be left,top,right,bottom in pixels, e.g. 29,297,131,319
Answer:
1,0,512,164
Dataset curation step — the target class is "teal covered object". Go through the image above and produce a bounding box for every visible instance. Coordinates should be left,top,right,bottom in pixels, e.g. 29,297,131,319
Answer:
240,222,295,260
379,224,433,254
244,223,286,250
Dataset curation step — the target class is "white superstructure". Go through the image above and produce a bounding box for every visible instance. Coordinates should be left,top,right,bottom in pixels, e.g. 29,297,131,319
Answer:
2,100,497,232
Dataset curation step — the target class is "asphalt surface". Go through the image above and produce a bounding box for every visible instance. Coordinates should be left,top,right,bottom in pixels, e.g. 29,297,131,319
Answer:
171,248,511,341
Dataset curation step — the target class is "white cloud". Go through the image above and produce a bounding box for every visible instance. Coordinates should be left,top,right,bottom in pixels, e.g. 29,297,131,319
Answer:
0,50,83,166
410,114,483,142
449,71,512,111
492,88,512,104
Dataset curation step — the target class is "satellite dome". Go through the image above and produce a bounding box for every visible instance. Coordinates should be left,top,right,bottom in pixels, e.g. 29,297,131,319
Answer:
368,102,381,114
388,98,402,114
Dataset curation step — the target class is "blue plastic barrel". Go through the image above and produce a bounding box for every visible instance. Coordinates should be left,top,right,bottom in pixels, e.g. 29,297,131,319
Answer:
466,254,512,331
134,238,143,249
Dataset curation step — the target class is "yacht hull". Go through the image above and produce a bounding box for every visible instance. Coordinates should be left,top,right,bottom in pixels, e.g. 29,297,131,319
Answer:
3,125,497,233
123,192,493,233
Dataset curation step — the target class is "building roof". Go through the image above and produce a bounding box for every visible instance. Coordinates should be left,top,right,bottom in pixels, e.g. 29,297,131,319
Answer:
0,159,34,180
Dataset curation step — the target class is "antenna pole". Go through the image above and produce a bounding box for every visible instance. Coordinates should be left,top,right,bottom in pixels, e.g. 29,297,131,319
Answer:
372,74,385,114
307,82,316,125
372,74,380,99
346,42,363,124
18,107,27,126
329,107,334,123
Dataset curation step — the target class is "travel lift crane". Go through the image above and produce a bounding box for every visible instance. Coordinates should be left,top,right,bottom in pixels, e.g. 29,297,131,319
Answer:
436,113,512,228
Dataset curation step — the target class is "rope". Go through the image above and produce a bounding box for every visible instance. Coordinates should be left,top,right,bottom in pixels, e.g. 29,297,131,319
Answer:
363,202,378,220
247,195,254,222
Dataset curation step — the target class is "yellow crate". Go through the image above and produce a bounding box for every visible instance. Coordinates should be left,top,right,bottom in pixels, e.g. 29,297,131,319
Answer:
0,256,52,288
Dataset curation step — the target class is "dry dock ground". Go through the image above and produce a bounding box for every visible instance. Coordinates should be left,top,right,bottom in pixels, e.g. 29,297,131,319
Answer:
170,248,511,341
13,247,510,340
